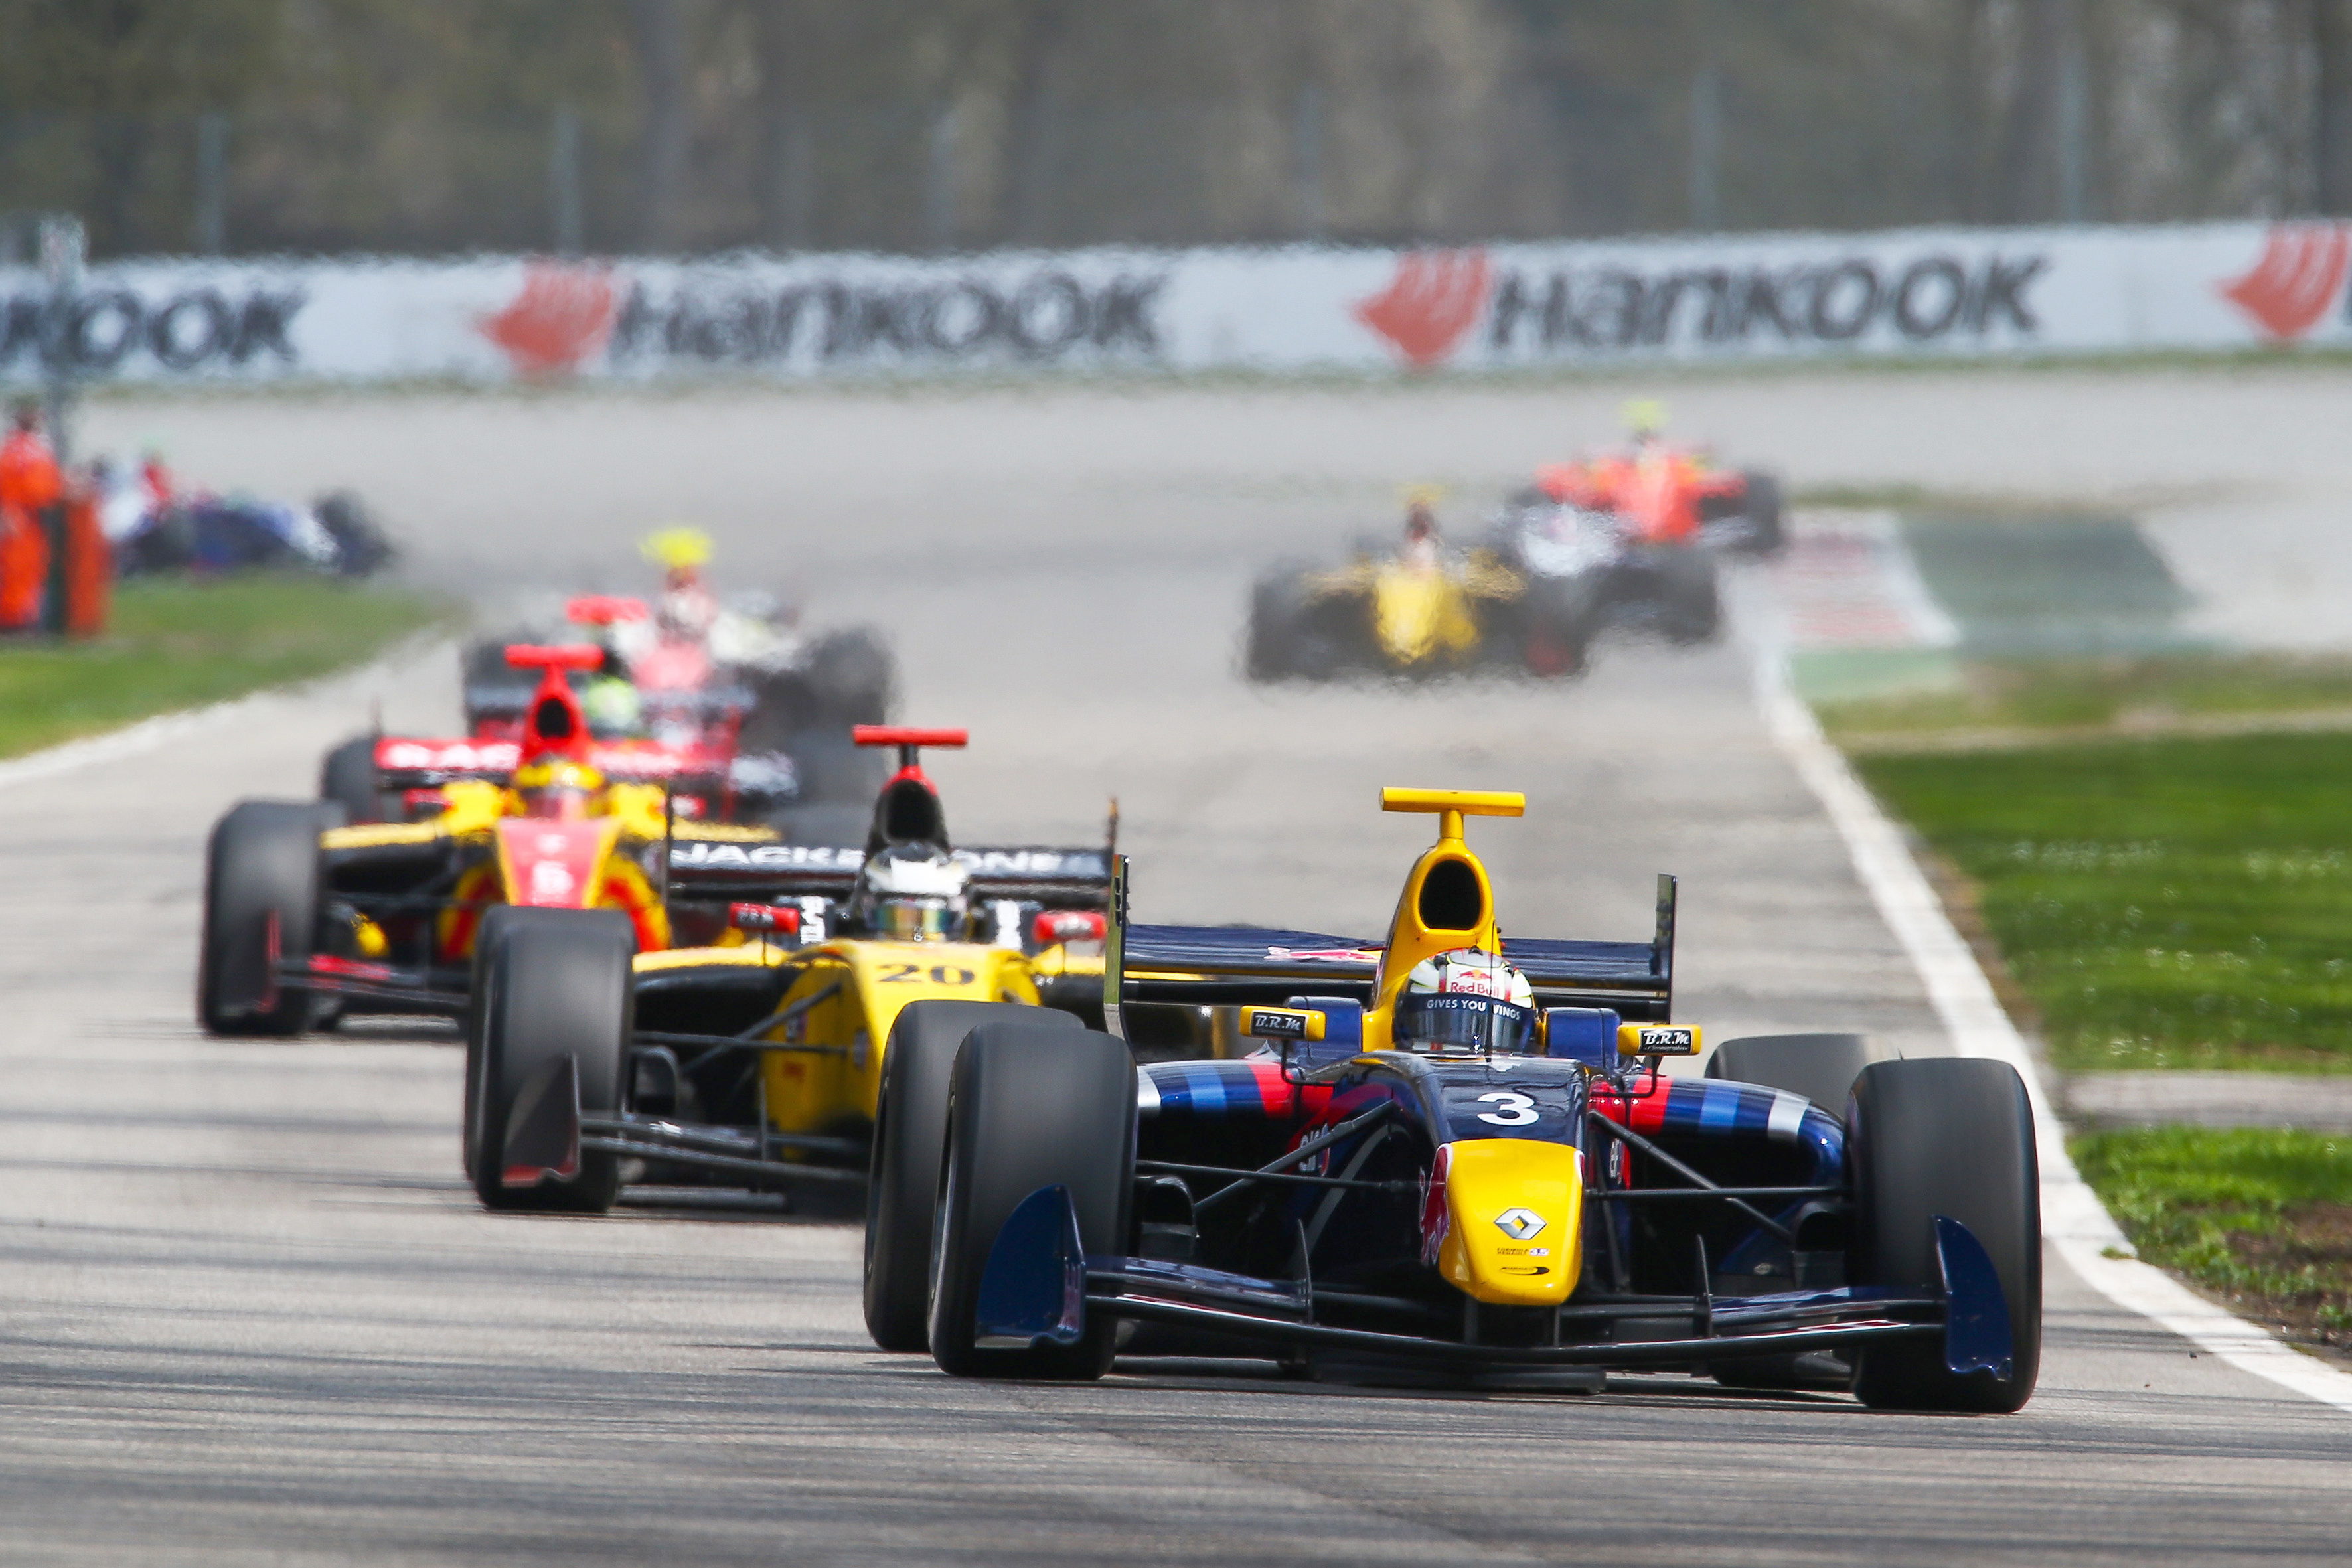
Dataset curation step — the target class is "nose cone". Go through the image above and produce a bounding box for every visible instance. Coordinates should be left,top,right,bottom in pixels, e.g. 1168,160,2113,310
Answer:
1434,1139,1583,1306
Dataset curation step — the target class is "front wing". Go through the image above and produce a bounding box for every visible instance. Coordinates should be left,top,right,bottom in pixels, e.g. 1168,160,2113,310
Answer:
968,1184,2015,1380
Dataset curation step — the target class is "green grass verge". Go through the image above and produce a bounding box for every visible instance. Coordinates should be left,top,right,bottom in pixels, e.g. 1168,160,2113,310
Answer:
2073,1127,2352,1352
1859,730,2352,1072
1823,652,2352,743
0,574,453,760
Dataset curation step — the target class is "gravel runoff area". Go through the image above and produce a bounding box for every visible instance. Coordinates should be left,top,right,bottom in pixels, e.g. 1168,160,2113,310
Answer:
0,368,2333,1563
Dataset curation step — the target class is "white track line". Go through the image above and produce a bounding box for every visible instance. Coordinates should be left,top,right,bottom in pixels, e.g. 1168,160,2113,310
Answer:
1752,651,2352,1415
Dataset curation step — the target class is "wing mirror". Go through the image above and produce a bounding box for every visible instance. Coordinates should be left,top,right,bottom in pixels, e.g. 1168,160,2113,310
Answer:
1032,909,1107,947
1242,1006,1326,1042
729,902,802,938
1618,1022,1700,1057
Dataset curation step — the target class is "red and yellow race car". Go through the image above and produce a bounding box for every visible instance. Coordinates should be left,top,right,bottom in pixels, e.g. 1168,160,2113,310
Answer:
200,645,740,1035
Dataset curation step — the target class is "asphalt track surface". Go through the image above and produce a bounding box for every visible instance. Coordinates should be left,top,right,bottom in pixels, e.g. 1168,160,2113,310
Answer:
3,372,2346,1564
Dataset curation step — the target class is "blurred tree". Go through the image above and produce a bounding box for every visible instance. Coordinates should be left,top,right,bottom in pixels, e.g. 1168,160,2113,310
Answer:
2315,0,2352,211
626,0,688,250
0,0,281,253
0,0,2344,258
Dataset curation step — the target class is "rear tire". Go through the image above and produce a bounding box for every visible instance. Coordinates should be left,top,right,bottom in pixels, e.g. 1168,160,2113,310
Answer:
864,1000,1079,1352
1739,471,1784,555
463,907,634,1214
1521,580,1598,678
1656,548,1721,645
928,1024,1135,1379
1705,1032,1887,1116
1847,1058,2041,1413
198,800,340,1036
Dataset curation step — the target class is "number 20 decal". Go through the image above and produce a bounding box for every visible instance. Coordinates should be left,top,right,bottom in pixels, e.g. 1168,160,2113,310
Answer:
1475,1091,1539,1127
878,962,977,986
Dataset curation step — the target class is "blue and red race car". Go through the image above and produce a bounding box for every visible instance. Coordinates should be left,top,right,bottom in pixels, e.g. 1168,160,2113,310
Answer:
868,787,2040,1411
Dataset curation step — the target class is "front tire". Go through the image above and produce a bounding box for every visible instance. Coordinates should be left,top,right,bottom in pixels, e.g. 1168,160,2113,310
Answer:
198,800,340,1036
864,1000,1079,1352
1245,573,1308,682
927,1023,1135,1379
1847,1058,2041,1413
319,733,388,824
463,907,634,1214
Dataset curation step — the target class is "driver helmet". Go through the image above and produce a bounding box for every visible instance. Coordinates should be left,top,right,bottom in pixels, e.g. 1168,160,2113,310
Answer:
511,759,605,821
657,583,718,641
1622,396,1666,443
1393,948,1536,1055
852,841,971,941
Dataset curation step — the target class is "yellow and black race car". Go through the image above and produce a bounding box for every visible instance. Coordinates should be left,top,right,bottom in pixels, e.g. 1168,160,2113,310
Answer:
442,724,1118,1342
1245,481,1735,683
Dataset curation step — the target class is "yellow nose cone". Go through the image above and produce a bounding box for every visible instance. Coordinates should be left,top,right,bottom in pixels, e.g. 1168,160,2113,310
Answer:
1436,1139,1583,1306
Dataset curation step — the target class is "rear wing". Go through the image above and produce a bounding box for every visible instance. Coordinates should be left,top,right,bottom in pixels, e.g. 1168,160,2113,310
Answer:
463,680,753,723
372,736,725,791
666,840,1113,907
1102,858,1676,1037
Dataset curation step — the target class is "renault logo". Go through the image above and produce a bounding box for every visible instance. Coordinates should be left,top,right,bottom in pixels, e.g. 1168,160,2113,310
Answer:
1494,1208,1546,1240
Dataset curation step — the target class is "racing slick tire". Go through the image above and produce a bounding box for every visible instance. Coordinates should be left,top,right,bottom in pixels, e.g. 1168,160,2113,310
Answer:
927,1023,1135,1380
319,733,391,825
463,906,634,1215
766,725,887,844
1847,1058,2041,1413
1705,1032,1887,1116
864,1000,1081,1352
198,799,341,1037
741,627,899,753
1656,548,1721,645
1738,471,1784,556
1245,571,1344,682
801,625,896,728
315,491,394,576
1520,580,1599,678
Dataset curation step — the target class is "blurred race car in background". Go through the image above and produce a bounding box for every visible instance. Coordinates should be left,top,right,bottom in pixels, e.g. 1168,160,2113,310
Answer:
202,645,760,1039
96,447,394,578
880,786,2041,1413
1246,492,1599,681
1245,414,1781,682
323,528,894,834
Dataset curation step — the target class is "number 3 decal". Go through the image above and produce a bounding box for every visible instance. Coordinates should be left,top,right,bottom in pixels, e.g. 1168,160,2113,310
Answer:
1475,1091,1539,1127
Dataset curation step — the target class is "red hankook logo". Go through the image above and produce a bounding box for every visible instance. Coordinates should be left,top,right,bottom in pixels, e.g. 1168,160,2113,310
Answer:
1353,248,1493,367
479,262,620,375
2218,224,2351,341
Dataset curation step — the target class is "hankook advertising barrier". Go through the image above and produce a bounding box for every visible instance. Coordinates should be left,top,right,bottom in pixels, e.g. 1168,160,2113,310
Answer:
1,220,2345,386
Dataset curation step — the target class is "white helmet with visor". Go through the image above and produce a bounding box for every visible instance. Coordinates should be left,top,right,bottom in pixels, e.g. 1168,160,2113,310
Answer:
1394,948,1537,1055
852,842,971,941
